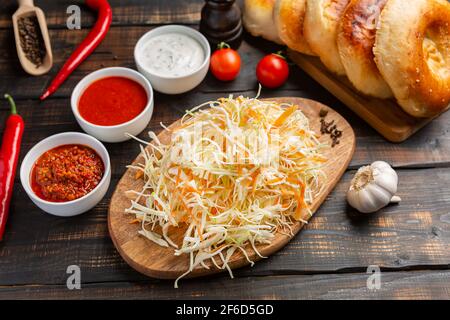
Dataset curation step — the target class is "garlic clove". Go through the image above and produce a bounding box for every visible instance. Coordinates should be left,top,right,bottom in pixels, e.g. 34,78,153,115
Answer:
373,169,398,195
346,188,361,212
364,183,393,211
347,187,376,213
371,161,392,171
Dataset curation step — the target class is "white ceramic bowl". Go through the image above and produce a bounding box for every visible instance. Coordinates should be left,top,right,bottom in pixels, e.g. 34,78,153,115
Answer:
71,67,154,143
20,132,111,217
134,25,211,94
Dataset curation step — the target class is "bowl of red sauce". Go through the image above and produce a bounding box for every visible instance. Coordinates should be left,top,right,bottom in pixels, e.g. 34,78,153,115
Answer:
71,67,154,143
20,132,111,216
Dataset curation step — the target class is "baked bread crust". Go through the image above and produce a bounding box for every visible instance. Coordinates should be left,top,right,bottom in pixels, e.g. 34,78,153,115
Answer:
304,0,351,75
243,0,284,44
243,0,450,119
337,0,392,98
374,0,450,117
274,0,315,55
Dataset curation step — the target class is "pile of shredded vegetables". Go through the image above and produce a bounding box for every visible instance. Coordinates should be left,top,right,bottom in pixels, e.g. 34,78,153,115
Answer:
126,94,328,287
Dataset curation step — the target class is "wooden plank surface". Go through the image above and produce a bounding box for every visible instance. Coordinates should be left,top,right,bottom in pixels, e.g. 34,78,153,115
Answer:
0,0,449,300
0,0,204,28
1,270,450,300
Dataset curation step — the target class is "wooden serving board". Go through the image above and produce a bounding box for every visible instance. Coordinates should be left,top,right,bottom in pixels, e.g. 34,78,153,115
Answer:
108,97,355,280
288,50,448,143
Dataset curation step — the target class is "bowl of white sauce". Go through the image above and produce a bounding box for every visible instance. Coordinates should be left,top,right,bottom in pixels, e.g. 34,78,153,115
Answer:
134,25,211,94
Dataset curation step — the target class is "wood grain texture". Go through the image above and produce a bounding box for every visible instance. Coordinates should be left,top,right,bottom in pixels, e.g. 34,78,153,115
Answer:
0,0,204,28
108,97,356,279
288,51,450,143
1,270,449,300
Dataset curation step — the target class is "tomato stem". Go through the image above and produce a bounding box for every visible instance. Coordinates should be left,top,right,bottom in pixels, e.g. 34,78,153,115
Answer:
273,51,286,60
217,42,231,50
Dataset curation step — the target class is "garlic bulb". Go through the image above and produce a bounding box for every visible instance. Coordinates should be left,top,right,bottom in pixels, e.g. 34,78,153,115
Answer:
347,161,401,213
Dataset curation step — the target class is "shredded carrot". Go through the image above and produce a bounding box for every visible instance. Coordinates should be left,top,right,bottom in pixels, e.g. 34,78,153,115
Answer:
183,185,199,194
291,152,305,159
311,156,327,163
251,169,260,196
281,190,295,197
287,176,301,185
197,223,204,241
239,115,248,126
294,180,306,220
153,200,163,210
179,214,189,223
248,108,261,121
236,164,243,175
294,193,303,220
282,202,291,209
273,105,297,127
175,167,182,185
266,177,284,185
212,243,227,253
135,170,144,179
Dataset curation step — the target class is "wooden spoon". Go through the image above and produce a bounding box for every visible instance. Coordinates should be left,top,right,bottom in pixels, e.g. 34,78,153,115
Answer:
12,0,53,76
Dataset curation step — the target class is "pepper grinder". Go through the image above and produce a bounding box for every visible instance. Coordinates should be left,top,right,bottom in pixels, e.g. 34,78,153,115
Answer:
199,0,243,50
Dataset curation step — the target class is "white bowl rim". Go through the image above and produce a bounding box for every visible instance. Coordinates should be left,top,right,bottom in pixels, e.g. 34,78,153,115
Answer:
134,25,211,80
71,67,154,130
20,132,111,207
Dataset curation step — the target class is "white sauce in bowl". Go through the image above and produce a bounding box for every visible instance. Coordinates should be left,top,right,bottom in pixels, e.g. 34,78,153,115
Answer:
139,33,205,77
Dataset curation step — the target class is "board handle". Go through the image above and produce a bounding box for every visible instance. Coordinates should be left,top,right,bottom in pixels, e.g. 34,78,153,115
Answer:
18,0,34,7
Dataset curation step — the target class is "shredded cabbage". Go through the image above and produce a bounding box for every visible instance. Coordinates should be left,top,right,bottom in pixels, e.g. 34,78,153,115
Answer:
126,95,328,287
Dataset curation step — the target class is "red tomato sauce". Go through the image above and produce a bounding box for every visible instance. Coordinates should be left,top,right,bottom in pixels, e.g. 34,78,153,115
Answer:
78,76,148,126
31,144,104,202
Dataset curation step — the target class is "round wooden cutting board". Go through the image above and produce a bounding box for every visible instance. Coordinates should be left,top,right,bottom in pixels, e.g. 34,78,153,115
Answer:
108,97,356,279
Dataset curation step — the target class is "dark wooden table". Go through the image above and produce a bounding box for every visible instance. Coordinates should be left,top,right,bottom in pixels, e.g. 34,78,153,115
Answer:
0,0,449,300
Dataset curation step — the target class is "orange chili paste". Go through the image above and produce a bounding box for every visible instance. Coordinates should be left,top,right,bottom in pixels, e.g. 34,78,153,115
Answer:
31,144,104,202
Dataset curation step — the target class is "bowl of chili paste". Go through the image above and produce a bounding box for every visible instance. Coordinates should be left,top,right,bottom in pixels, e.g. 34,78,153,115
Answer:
71,67,154,143
20,132,111,216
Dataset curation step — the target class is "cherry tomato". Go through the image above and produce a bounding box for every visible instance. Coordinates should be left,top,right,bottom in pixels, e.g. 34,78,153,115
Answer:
256,53,289,88
210,43,241,81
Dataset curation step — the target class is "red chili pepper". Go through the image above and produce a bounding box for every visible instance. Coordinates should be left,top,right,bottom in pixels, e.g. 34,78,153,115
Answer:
40,0,112,100
0,95,25,241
